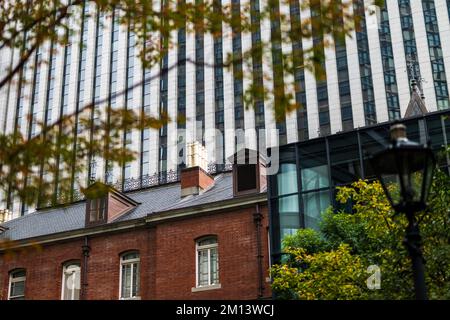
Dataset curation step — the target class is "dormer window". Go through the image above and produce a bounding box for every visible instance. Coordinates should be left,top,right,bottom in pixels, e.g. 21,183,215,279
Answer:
236,164,257,193
84,182,139,227
230,149,267,197
88,197,107,223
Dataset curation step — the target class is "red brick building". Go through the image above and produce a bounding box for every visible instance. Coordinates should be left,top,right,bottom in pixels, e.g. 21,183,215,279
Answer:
0,161,271,300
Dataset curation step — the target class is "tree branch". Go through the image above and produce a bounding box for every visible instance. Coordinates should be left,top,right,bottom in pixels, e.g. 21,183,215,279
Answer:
0,3,78,90
0,0,82,51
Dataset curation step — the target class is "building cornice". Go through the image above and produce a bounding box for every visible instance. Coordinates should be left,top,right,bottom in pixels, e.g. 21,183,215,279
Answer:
145,193,267,224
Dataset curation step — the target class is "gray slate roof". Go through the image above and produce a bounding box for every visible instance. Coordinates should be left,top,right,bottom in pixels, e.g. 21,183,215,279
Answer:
163,173,233,211
1,173,235,241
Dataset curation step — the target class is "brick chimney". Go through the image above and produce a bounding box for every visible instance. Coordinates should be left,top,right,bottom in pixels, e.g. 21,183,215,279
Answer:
180,142,214,197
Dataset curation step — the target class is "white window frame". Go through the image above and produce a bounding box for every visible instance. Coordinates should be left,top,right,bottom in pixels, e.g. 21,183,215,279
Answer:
119,252,140,300
195,237,220,289
89,198,106,222
61,262,81,300
8,269,26,300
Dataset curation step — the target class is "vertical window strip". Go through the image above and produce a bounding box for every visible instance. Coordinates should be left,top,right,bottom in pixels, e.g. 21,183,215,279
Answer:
421,0,449,110
447,0,450,21
88,10,105,183
288,0,308,141
21,47,43,214
353,0,377,125
37,41,56,208
177,0,187,171
195,0,205,145
71,1,89,200
105,9,120,184
124,130,132,184
398,0,422,87
231,0,245,136
10,2,35,212
250,0,266,134
122,26,138,189
269,0,287,145
1,24,16,134
159,0,169,180
13,31,30,136
378,3,401,120
54,23,73,204
29,48,42,139
140,29,151,187
213,0,225,168
45,44,57,127
13,0,34,138
60,44,72,119
311,0,331,136
333,0,353,131
15,79,26,134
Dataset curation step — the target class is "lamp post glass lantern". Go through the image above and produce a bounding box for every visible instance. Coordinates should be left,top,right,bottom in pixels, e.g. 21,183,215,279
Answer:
370,123,436,300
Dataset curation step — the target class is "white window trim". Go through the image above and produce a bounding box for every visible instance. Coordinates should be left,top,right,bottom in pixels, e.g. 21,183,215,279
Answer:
61,263,81,300
195,238,220,289
8,271,26,300
119,253,140,300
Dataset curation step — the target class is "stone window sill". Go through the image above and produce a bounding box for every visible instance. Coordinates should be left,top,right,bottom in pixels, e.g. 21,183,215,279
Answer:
191,284,222,292
120,296,141,300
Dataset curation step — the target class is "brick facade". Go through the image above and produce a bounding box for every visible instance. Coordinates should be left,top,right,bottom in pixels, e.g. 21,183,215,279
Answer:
0,204,271,300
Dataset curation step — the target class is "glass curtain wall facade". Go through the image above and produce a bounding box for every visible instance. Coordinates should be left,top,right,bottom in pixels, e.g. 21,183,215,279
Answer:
421,0,449,109
268,109,450,262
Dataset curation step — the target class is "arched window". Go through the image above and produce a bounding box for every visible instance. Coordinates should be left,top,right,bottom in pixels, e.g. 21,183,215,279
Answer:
8,269,26,300
61,262,81,300
120,251,140,299
196,237,219,288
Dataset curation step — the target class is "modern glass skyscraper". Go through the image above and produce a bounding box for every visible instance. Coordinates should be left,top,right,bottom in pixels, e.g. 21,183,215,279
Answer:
0,0,449,219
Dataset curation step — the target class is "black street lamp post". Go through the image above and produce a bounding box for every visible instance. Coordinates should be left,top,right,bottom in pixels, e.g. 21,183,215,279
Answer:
370,123,436,300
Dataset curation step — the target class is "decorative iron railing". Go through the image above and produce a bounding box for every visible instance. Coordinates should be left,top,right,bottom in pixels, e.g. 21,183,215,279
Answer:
72,162,233,201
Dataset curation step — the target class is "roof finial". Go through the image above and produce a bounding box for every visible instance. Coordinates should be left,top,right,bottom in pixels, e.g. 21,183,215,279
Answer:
411,78,418,92
420,92,425,100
